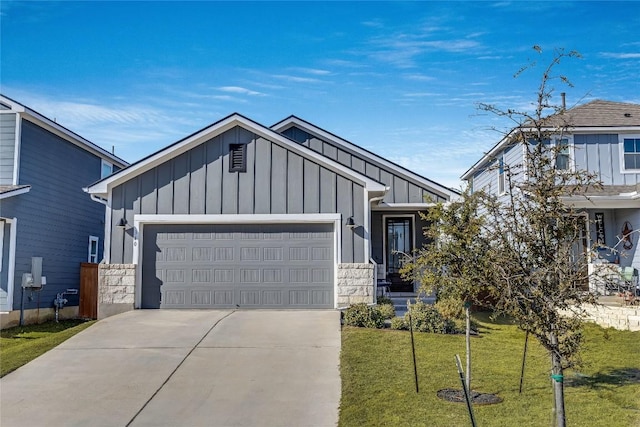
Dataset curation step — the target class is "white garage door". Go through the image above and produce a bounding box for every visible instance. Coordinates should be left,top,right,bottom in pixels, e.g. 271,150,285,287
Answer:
142,223,334,309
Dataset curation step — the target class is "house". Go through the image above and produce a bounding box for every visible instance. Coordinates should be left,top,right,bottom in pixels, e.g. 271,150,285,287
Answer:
461,100,640,293
0,95,128,327
86,113,457,317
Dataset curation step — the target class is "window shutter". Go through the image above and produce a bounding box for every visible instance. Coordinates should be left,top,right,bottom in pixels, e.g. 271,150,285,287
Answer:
229,143,247,172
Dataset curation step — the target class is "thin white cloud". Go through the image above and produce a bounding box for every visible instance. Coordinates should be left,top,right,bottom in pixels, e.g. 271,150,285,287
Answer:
599,52,640,59
218,86,265,96
289,67,332,76
272,74,323,84
403,73,436,81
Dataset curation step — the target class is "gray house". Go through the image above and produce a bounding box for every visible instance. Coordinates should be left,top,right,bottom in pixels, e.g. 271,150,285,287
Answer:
0,95,128,327
462,100,640,293
86,113,457,316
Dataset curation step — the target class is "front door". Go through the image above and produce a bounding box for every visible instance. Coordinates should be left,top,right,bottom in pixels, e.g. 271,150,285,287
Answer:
385,217,414,292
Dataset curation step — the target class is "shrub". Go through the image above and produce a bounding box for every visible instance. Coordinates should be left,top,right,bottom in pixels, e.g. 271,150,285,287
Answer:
435,297,479,332
376,296,393,306
402,301,461,334
377,303,396,320
390,317,407,330
343,303,385,329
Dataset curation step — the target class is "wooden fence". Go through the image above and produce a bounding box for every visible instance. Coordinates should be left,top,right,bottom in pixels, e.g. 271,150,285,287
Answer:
79,263,98,319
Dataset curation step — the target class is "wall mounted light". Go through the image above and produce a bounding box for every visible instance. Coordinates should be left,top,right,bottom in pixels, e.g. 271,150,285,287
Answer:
117,218,128,229
346,216,356,230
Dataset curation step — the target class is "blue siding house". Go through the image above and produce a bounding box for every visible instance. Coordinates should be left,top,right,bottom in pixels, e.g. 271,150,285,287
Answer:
86,113,457,317
462,100,640,293
0,95,128,327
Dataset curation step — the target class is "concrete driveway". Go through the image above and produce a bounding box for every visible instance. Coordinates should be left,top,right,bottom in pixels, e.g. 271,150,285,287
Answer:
0,310,341,427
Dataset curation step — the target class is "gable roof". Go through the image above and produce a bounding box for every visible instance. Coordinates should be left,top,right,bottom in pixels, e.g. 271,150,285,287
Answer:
461,100,640,180
271,115,459,199
544,100,640,128
85,113,388,198
0,94,128,168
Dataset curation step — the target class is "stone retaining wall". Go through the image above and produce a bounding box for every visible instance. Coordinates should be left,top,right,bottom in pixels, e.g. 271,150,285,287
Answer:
336,263,374,307
565,304,640,331
98,263,136,319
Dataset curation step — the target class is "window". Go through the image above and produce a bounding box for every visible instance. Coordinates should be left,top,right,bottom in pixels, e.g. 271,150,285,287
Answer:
555,138,570,170
101,160,113,179
229,143,247,172
498,154,505,194
88,236,99,263
623,138,640,171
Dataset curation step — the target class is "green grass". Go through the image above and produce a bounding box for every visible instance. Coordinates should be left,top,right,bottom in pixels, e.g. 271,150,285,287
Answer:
339,313,640,427
1,319,95,377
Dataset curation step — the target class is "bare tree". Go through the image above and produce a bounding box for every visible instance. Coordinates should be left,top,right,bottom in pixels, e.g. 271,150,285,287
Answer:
407,47,606,427
477,47,601,427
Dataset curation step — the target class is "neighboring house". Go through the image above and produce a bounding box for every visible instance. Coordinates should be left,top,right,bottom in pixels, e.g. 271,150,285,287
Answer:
461,100,640,292
0,95,128,327
86,113,457,316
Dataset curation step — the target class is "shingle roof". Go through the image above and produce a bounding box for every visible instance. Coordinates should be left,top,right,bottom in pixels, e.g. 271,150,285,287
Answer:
544,100,640,127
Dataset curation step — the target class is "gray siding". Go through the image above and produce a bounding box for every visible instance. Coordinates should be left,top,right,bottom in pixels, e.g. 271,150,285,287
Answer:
574,134,640,185
0,113,16,185
0,120,107,310
281,126,448,203
110,126,366,264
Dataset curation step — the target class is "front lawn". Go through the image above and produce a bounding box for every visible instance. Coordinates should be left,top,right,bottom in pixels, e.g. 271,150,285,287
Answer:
340,313,640,427
1,320,95,377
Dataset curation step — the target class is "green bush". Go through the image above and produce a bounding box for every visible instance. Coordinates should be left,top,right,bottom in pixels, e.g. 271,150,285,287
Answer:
376,296,393,306
377,303,396,320
397,301,462,334
343,303,385,329
435,297,478,332
390,317,407,330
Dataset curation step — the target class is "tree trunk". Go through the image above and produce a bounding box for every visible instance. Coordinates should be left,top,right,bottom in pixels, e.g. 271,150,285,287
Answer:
465,305,471,392
550,332,566,427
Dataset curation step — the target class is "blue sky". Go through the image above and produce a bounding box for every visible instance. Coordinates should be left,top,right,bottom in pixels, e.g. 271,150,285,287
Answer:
2,1,639,189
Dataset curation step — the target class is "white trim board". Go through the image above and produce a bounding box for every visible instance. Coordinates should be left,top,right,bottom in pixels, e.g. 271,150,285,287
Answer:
131,213,343,309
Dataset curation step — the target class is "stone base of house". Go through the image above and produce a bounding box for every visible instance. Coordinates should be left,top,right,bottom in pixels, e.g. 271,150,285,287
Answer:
0,306,79,330
98,263,136,319
336,263,374,308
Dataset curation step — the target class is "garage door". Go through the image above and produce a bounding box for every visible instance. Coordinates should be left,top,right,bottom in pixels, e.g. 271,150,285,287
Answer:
141,223,334,309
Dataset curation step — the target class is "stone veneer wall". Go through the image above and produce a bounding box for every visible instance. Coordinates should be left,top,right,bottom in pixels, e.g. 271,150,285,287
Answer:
581,304,640,331
562,304,640,332
336,263,374,307
98,263,136,319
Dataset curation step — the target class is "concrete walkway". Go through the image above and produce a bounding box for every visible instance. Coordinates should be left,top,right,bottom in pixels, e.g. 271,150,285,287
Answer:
0,310,341,427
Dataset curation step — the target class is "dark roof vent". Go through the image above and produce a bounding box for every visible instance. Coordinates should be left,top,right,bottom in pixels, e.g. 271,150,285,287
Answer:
229,143,247,172
624,113,632,117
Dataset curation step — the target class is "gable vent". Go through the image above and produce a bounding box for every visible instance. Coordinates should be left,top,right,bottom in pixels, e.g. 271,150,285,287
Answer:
229,143,247,172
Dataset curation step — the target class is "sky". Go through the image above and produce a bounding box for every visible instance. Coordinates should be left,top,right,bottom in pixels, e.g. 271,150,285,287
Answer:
2,1,639,189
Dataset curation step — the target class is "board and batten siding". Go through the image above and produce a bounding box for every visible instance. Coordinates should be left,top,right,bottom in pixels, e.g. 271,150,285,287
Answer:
1,120,107,310
0,113,17,185
109,126,367,264
574,134,640,185
281,126,447,204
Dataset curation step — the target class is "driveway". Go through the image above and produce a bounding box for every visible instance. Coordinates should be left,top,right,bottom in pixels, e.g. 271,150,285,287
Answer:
0,310,341,427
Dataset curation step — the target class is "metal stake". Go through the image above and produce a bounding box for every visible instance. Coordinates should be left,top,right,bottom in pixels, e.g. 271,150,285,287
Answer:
408,300,419,393
455,354,477,427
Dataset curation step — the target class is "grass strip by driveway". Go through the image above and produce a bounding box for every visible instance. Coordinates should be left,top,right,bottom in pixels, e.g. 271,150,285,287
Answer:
339,313,640,427
1,319,95,377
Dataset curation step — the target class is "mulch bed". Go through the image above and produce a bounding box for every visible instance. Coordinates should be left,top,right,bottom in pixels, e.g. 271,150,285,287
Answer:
437,388,503,405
